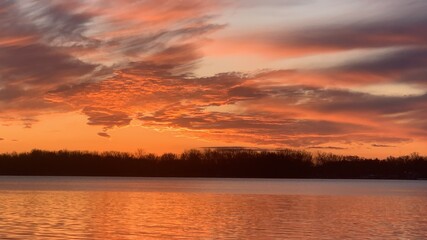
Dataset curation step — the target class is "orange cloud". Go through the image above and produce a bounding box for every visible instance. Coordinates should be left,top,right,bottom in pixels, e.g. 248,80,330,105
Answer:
2,0,427,154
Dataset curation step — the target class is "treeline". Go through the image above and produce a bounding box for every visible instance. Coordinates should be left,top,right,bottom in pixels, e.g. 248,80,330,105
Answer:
0,149,426,179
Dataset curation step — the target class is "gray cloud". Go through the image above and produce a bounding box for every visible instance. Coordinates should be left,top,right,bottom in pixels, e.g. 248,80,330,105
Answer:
372,144,395,148
335,47,427,85
0,85,27,101
263,0,427,51
0,44,97,86
236,0,312,8
0,0,99,120
228,86,266,99
83,107,132,130
21,118,38,129
121,22,225,58
262,84,427,115
97,132,111,138
282,21,427,50
307,146,347,150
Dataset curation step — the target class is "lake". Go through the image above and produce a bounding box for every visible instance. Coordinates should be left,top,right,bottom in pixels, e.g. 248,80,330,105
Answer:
0,177,426,239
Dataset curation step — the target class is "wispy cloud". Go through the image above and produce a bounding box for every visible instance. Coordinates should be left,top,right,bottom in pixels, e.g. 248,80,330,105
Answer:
97,132,111,138
372,144,396,148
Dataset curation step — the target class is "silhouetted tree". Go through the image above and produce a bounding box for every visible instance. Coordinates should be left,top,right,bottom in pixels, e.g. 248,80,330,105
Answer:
0,149,425,179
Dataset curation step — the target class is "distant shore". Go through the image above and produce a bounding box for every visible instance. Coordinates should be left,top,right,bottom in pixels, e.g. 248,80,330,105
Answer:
0,149,426,179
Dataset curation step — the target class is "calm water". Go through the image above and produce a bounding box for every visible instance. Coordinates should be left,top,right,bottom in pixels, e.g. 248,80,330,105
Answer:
0,177,426,239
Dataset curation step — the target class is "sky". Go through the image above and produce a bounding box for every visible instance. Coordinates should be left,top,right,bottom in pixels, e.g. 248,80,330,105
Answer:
1,0,427,157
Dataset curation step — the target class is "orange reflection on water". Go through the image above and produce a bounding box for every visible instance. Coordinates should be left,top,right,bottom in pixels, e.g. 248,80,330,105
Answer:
0,178,426,239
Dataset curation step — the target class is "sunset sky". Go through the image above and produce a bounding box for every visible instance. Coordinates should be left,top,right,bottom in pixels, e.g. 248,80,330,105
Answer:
1,0,427,157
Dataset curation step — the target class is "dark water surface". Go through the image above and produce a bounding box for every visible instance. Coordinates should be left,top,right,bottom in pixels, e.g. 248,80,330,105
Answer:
0,177,426,239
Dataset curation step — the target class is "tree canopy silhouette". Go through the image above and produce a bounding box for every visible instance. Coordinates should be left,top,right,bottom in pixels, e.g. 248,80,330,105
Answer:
0,149,426,179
